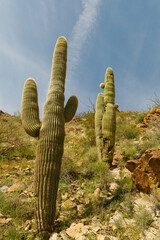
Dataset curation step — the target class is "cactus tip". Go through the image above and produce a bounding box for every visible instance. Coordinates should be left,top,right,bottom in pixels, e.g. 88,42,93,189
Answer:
25,78,36,84
57,36,67,45
106,67,114,76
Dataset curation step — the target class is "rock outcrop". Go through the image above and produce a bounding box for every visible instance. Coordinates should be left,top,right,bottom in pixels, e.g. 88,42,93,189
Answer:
144,107,160,126
126,149,160,193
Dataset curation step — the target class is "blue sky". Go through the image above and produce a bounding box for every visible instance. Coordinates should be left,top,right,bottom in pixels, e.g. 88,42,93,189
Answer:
1,0,160,116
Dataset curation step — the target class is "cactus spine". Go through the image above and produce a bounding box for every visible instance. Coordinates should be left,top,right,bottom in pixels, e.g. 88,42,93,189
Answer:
21,37,78,239
95,67,118,165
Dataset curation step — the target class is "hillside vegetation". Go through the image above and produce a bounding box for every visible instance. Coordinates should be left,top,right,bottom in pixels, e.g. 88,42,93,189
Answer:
0,109,160,239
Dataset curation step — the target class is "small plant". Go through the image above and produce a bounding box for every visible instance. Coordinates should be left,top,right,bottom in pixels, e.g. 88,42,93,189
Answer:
136,112,144,124
83,151,112,190
121,193,134,218
122,145,138,160
123,125,140,140
0,114,36,160
83,146,98,162
114,218,126,239
7,226,17,240
85,233,97,240
0,191,34,223
148,92,160,109
134,205,153,233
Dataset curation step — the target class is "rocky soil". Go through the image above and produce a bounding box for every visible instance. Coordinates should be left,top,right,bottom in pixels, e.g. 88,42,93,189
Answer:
0,109,160,239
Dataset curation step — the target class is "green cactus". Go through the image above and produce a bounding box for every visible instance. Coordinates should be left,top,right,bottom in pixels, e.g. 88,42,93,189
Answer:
103,67,115,105
95,67,118,165
21,78,41,137
21,37,78,239
95,93,104,161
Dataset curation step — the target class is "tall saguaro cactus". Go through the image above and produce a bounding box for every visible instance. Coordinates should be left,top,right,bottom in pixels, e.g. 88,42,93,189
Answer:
21,37,78,239
95,67,118,165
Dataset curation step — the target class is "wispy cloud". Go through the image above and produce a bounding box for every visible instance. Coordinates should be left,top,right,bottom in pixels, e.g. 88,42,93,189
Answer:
67,0,101,81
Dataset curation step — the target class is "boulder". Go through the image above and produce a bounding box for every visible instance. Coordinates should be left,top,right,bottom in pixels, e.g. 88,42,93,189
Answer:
66,223,89,240
62,199,77,210
144,109,160,127
126,149,160,193
136,123,148,132
112,150,123,166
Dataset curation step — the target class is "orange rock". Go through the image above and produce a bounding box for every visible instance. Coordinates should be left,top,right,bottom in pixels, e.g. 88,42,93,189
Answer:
126,160,140,172
113,150,123,166
156,188,160,201
132,168,151,193
1,164,9,169
126,149,160,193
150,108,156,114
7,182,24,192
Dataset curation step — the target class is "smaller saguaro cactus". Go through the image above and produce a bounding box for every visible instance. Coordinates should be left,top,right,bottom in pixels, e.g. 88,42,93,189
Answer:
21,36,78,239
95,67,118,165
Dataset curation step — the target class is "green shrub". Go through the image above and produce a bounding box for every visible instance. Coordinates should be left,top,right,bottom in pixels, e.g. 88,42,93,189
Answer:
137,141,155,155
4,226,26,240
76,111,95,146
121,193,134,218
122,146,137,160
136,113,144,124
0,192,34,222
123,125,139,140
134,205,153,232
83,146,98,162
83,160,112,191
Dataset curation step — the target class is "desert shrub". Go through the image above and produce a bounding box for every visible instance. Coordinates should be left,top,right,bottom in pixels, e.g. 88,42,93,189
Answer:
82,147,112,189
114,175,134,198
116,111,140,141
0,192,34,222
76,111,95,146
122,125,139,139
134,205,153,232
136,112,144,124
83,146,98,162
76,111,95,129
120,193,134,218
0,114,37,159
83,160,111,188
137,125,160,155
122,146,138,160
85,128,96,146
6,226,18,240
137,141,155,155
148,92,160,109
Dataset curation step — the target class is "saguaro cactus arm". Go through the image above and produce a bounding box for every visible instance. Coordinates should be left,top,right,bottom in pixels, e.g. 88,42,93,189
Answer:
104,67,115,104
64,95,78,123
21,78,41,137
95,93,104,161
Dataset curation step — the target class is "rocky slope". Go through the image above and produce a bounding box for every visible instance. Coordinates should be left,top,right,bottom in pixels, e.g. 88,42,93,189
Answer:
0,109,160,239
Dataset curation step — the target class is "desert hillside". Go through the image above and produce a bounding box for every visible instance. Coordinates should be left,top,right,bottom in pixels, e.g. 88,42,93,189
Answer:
0,109,160,240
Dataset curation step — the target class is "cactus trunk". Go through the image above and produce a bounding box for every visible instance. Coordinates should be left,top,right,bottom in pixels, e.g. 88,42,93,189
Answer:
34,37,66,236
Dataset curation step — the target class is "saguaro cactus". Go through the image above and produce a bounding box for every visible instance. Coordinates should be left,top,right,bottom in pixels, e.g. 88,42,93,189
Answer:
21,37,78,239
95,67,118,165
